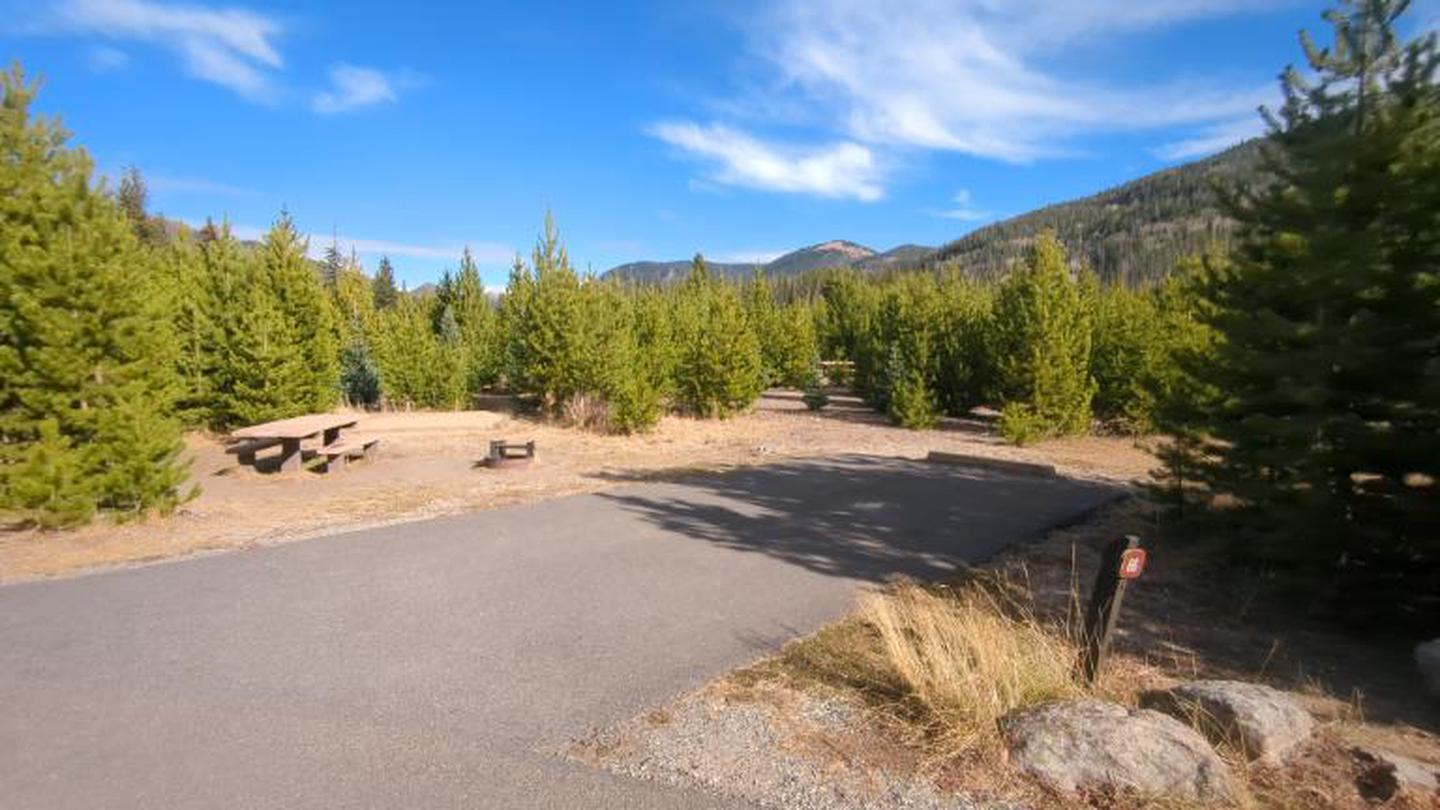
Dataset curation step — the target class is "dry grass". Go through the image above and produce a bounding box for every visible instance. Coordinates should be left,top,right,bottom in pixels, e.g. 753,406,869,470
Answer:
726,498,1440,808
1,392,1154,583
860,579,1084,753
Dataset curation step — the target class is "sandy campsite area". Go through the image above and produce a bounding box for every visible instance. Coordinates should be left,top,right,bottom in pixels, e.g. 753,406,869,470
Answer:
0,391,1154,582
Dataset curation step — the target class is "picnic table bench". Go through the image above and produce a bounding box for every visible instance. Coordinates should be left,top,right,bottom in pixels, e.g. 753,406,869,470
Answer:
228,414,377,473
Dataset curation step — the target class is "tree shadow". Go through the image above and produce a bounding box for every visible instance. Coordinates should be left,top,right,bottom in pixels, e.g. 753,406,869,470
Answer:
592,455,1122,584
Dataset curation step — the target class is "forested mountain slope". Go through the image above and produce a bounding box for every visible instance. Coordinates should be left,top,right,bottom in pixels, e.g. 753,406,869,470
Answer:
933,140,1264,285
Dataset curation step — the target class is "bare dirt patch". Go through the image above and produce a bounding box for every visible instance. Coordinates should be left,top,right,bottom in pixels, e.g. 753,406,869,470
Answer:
0,391,1152,582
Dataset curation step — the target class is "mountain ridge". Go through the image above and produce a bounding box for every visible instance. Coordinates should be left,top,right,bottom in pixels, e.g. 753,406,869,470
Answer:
602,139,1263,285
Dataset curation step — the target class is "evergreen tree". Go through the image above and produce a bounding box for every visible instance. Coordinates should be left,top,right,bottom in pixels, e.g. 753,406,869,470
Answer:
201,226,306,427
1089,282,1167,431
452,247,499,392
501,214,587,409
771,302,820,388
372,255,400,310
1163,0,1440,623
671,255,765,417
158,234,212,426
334,263,381,407
373,294,463,409
320,236,345,289
263,213,341,413
115,165,167,247
0,66,188,525
990,232,1096,444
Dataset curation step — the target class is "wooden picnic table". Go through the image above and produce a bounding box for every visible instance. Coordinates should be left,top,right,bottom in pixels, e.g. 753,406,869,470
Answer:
231,414,360,472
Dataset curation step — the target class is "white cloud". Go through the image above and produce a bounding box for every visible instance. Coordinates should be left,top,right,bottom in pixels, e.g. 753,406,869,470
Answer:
929,188,991,221
48,0,284,100
649,121,884,201
1152,115,1266,161
712,249,786,264
749,0,1278,163
316,236,511,264
86,45,130,72
201,221,512,265
147,172,258,196
313,63,413,114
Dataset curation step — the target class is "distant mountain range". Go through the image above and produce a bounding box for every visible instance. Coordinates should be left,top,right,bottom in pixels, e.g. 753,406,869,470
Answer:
605,240,927,283
603,139,1263,286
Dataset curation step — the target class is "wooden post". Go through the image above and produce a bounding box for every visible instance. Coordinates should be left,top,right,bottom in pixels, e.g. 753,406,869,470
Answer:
1078,534,1142,685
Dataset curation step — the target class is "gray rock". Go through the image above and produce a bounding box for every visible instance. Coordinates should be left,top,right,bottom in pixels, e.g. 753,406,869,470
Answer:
1353,746,1440,801
1417,638,1440,697
1141,679,1315,764
1003,699,1235,802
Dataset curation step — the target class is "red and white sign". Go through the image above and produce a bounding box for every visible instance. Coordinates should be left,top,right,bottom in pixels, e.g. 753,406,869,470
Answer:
1119,548,1148,580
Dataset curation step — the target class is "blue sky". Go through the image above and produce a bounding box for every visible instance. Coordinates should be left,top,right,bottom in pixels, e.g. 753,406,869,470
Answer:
3,0,1437,289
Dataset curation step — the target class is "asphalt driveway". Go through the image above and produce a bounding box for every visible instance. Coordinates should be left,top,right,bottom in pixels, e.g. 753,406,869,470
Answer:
0,456,1117,809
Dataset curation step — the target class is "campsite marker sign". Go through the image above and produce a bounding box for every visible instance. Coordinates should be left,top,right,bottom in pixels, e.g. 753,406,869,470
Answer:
1079,535,1146,684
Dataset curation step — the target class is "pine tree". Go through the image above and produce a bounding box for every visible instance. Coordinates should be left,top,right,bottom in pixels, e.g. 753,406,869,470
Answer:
115,165,167,246
372,294,463,409
1163,0,1440,623
320,236,345,289
452,247,499,393
501,214,587,410
0,65,188,525
990,232,1095,444
263,213,341,413
158,234,212,426
334,263,381,407
671,255,764,418
372,255,400,310
1089,282,1167,431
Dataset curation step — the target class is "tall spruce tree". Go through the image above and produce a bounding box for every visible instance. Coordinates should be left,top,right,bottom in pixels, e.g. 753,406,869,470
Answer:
372,255,400,309
1163,0,1439,623
0,65,188,526
320,236,344,289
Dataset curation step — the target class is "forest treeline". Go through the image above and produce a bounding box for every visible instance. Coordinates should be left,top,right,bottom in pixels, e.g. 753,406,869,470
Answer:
1,0,1436,626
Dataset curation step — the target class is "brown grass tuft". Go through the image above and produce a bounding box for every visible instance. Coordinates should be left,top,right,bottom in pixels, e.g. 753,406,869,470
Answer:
859,579,1085,752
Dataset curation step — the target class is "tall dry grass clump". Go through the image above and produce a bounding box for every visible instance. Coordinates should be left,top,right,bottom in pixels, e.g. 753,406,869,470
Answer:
860,579,1083,751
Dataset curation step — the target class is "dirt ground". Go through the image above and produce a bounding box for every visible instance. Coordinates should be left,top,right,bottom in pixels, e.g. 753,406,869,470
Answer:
0,391,1155,582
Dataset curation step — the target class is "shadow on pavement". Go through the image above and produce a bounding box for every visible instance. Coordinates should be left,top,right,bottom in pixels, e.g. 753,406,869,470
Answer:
593,454,1122,584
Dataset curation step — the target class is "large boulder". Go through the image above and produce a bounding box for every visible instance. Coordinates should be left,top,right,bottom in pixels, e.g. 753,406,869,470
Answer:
1003,699,1235,802
1417,639,1440,697
1141,680,1314,764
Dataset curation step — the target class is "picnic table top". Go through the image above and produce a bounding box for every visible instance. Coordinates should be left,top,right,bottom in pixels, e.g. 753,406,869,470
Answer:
231,414,359,441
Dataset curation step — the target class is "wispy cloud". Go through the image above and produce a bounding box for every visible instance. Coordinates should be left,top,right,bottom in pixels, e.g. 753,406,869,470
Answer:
750,0,1277,163
317,236,511,264
649,121,884,202
212,222,512,265
86,44,130,72
712,249,786,264
313,64,422,114
46,0,285,101
928,188,991,221
1152,115,1265,161
147,172,259,197
650,0,1280,200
